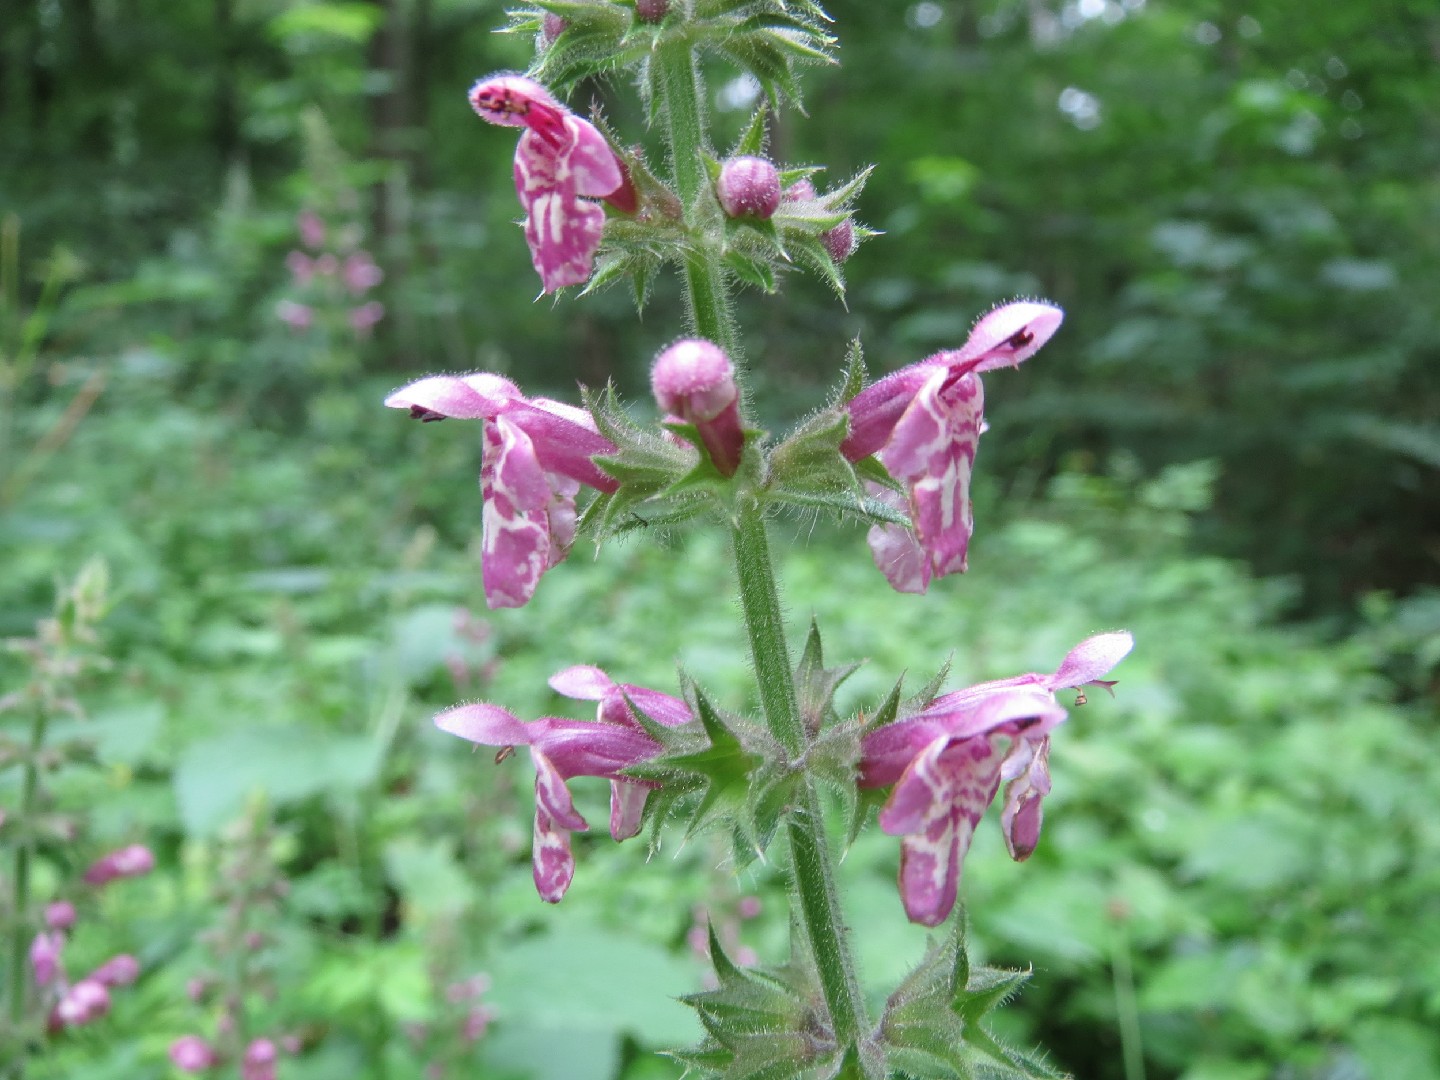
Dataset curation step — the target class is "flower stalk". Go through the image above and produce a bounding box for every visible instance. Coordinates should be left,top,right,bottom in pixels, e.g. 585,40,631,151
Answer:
731,511,872,1066
653,36,738,357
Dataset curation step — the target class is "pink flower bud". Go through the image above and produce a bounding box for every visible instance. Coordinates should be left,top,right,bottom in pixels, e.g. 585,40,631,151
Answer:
83,843,155,886
635,0,668,21
737,895,762,919
783,178,817,202
186,976,211,1003
716,157,781,220
297,211,325,250
651,339,745,477
822,218,856,263
170,1035,220,1072
30,931,63,986
45,901,76,929
54,978,110,1026
89,954,140,987
539,12,567,46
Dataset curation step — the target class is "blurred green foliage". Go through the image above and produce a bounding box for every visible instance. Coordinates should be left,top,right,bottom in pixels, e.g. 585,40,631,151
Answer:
2,0,1438,1077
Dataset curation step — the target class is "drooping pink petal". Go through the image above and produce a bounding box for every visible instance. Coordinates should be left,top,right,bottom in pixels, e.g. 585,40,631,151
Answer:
532,801,576,903
882,735,1006,927
872,368,985,589
480,415,577,608
531,748,588,832
610,780,650,841
1000,736,1051,861
863,484,932,594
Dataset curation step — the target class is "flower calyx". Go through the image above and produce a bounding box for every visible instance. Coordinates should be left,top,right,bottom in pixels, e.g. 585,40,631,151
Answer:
878,922,1067,1079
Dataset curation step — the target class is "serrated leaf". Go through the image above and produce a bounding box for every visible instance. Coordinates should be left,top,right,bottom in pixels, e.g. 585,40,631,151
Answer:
794,617,862,735
788,231,847,300
733,102,771,158
834,338,866,405
955,967,1032,1025
725,249,778,293
767,407,860,505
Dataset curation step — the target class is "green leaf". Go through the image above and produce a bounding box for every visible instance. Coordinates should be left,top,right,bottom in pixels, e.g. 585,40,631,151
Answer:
733,102,771,158
725,249,778,293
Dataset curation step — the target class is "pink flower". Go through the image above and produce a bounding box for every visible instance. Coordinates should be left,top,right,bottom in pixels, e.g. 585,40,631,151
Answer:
843,301,1063,593
651,339,745,476
83,843,155,886
242,1038,278,1080
89,953,140,987
468,74,625,293
435,666,690,902
297,211,325,250
284,250,314,286
342,251,383,294
44,900,76,930
385,373,618,608
276,300,314,332
859,632,1132,926
53,978,110,1027
30,931,64,986
348,300,385,337
170,1035,220,1072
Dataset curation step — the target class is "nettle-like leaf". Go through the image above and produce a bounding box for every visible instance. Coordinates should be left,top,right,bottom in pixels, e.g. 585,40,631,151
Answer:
628,681,793,860
765,408,862,512
879,923,1071,1080
674,918,843,1079
686,2,838,111
518,4,646,90
579,384,706,539
794,619,862,736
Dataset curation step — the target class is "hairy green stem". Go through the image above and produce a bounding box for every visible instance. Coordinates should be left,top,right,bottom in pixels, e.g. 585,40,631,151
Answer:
653,38,738,357
732,511,870,1057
